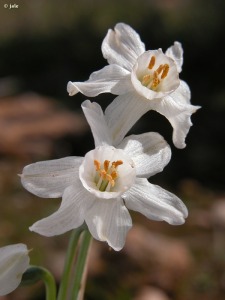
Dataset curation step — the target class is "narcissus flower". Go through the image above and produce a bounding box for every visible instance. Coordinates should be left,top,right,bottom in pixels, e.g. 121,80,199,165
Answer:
20,100,187,251
67,23,200,148
0,244,30,296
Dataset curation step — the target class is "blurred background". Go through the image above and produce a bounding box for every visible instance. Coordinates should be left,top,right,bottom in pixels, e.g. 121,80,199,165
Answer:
0,0,224,299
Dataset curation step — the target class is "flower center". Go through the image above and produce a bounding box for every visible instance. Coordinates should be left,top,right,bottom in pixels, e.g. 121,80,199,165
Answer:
94,159,123,192
141,55,170,91
79,146,136,199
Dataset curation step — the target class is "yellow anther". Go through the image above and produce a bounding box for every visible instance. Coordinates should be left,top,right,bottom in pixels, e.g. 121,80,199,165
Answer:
100,169,107,179
148,56,156,69
94,160,101,171
161,64,169,79
151,71,160,89
142,74,151,85
111,171,118,180
105,174,115,187
112,160,123,168
156,64,164,75
104,160,110,172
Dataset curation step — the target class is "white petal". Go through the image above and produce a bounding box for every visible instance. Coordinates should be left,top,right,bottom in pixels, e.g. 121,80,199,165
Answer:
151,82,201,148
118,132,171,178
102,23,145,71
166,41,183,73
123,178,188,225
81,100,112,147
85,197,132,251
29,181,94,236
111,73,134,95
105,92,150,146
171,80,191,105
21,157,83,198
67,64,129,97
0,244,29,296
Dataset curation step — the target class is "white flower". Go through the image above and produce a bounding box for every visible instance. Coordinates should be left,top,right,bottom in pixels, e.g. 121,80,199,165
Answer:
0,244,30,296
20,100,187,251
67,23,200,148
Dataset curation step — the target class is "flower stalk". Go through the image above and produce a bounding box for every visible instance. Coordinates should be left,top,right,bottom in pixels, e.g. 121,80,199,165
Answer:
70,230,92,300
40,267,57,300
57,227,84,300
22,266,56,300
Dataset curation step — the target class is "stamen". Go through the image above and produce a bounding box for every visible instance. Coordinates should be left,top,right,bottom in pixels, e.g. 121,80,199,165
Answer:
156,64,164,75
94,160,101,171
97,177,103,189
161,64,169,79
93,159,123,192
106,182,112,192
141,56,170,91
100,169,107,179
151,71,160,89
104,160,110,172
112,160,123,168
105,174,115,187
148,56,156,69
142,74,151,86
111,171,117,180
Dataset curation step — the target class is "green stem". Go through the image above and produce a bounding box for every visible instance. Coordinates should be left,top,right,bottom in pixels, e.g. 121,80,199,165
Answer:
42,267,57,300
21,266,56,300
57,227,84,300
71,230,92,300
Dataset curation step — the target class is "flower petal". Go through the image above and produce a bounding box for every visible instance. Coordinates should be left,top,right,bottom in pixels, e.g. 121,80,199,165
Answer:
102,23,145,71
85,197,132,251
0,244,29,296
166,41,183,73
105,91,150,146
81,100,112,146
67,64,130,97
29,181,94,236
123,178,188,225
171,80,191,105
20,157,83,198
151,81,201,148
118,132,171,178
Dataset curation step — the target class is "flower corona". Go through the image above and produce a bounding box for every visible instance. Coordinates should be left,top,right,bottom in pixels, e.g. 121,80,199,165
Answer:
79,146,136,199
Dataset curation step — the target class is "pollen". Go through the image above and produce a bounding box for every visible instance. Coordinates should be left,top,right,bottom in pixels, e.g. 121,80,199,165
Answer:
104,160,110,172
151,71,160,89
156,64,164,75
94,159,123,192
161,64,169,79
94,160,101,171
112,160,123,168
148,56,156,69
142,74,151,86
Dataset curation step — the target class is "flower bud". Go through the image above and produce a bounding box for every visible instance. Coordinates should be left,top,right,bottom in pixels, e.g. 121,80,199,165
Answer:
0,244,30,296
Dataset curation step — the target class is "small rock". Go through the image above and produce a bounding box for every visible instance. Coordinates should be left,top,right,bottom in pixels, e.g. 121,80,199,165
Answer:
0,93,88,158
211,199,225,228
133,286,170,300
